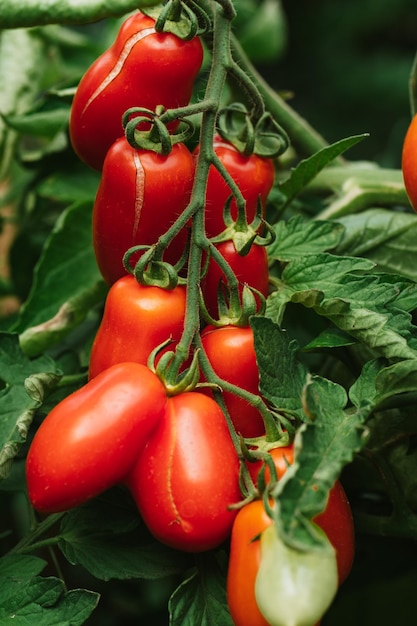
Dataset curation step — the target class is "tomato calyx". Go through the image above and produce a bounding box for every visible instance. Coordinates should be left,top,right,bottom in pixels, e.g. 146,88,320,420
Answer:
217,102,290,158
144,0,211,40
149,340,201,396
123,106,195,156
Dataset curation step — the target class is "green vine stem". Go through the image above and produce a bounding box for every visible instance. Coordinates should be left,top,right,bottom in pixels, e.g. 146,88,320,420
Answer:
8,512,64,555
309,166,408,220
159,0,236,382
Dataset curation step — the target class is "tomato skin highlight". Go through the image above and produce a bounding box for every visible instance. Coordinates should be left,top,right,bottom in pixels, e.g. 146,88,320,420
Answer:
26,363,167,513
200,324,265,438
127,392,241,552
201,241,270,320
227,446,355,626
88,276,186,380
195,137,275,239
69,11,203,171
92,137,194,285
402,114,417,211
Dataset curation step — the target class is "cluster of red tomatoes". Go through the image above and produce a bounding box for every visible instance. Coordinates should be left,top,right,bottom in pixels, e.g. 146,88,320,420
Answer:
25,10,355,626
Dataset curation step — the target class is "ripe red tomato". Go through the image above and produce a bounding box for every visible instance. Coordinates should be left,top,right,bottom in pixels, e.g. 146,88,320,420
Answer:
69,11,203,170
194,136,275,238
402,114,417,211
88,275,186,380
201,241,269,319
126,392,241,552
26,363,167,513
200,324,265,438
93,137,194,285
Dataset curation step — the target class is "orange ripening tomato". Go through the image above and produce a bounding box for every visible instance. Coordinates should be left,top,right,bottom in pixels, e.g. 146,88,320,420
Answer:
69,11,203,170
246,446,355,585
227,500,322,626
88,276,186,380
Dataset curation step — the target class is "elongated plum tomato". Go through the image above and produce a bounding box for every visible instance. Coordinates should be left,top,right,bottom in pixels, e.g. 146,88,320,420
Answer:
402,114,417,211
93,138,194,285
201,241,269,320
69,11,203,170
200,324,265,438
88,276,186,380
26,363,167,513
227,447,355,626
126,392,241,552
194,136,275,238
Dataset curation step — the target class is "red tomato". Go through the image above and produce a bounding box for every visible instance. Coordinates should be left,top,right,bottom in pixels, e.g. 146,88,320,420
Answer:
402,114,417,211
26,363,167,513
246,446,294,486
93,137,194,285
200,324,265,438
88,275,186,380
70,11,203,170
227,500,323,626
195,136,275,238
201,241,269,319
126,392,241,552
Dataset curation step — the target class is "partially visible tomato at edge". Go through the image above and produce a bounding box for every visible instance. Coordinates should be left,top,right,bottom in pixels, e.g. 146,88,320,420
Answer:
402,113,417,211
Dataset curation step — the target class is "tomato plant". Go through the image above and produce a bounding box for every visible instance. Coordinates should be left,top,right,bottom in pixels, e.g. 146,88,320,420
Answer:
0,0,416,624
92,136,194,285
88,275,186,379
26,362,167,513
69,10,203,170
126,391,241,552
200,323,265,437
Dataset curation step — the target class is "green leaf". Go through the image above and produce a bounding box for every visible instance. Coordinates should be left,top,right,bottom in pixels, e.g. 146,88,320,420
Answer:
268,215,345,261
266,253,417,361
251,316,308,421
0,554,47,578
238,0,287,63
335,208,417,282
0,29,48,177
13,201,107,356
279,134,368,204
302,326,357,351
0,332,60,480
0,576,99,625
59,490,192,581
2,107,69,139
273,376,368,550
169,552,233,626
